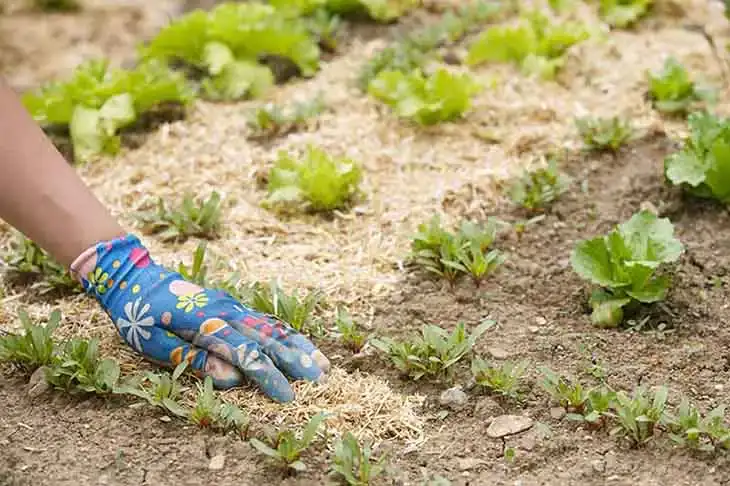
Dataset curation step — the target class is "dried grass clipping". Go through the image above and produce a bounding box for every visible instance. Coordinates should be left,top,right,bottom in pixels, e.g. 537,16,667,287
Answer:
220,367,426,445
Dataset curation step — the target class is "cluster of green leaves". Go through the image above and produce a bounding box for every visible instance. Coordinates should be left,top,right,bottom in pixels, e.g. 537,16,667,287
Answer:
246,280,323,335
575,116,635,152
177,242,212,287
466,11,590,80
540,368,614,426
664,111,730,204
263,146,363,213
134,192,223,242
0,309,60,372
141,3,321,100
22,59,192,163
189,376,250,435
471,358,528,400
570,210,684,328
410,216,505,286
371,320,494,380
44,338,121,395
597,0,652,28
325,0,417,22
665,400,730,452
609,386,668,445
330,432,388,485
369,68,481,125
2,234,80,292
335,307,367,353
247,96,326,139
647,58,712,115
508,158,569,212
250,412,326,471
120,362,192,418
358,1,502,90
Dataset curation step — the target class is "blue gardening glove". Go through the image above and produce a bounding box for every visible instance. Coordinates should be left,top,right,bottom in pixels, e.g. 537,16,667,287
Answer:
69,234,330,402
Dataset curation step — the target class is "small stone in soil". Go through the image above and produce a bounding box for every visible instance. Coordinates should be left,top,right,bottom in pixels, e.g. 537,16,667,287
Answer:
439,387,468,411
209,454,226,471
457,457,486,471
487,346,510,359
550,407,566,420
487,415,534,438
26,366,50,399
474,397,503,418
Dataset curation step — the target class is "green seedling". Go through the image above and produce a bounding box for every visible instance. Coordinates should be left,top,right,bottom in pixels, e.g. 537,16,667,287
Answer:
571,210,684,328
45,337,121,394
248,96,326,139
326,0,418,22
246,280,323,335
568,387,616,426
575,116,634,151
371,320,494,380
135,192,222,242
263,146,362,213
190,376,250,435
608,385,669,446
513,214,546,241
249,412,327,472
335,307,367,353
3,234,81,292
509,158,569,212
647,58,712,115
0,309,60,372
177,242,211,287
598,0,652,28
331,432,388,485
539,367,588,412
666,399,730,451
471,358,528,400
664,111,730,204
120,362,191,419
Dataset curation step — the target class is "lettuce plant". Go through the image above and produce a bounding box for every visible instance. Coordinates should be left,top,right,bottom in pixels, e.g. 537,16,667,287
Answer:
22,59,192,163
647,58,711,115
570,210,684,328
664,111,730,204
598,0,652,28
368,68,481,125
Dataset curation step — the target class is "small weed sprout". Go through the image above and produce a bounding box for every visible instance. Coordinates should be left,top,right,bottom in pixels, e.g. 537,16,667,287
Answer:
539,367,588,412
371,320,494,380
134,192,222,242
0,309,61,372
45,338,121,395
598,0,652,28
249,412,327,472
248,96,326,139
648,58,712,115
3,234,80,292
120,362,191,419
575,116,634,152
246,280,323,335
608,386,669,446
263,146,363,213
177,242,211,287
666,400,730,451
190,376,250,435
330,432,388,485
471,358,528,400
335,307,367,353
509,158,569,212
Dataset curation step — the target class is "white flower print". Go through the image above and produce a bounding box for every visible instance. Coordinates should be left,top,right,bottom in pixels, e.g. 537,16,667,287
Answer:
115,297,155,353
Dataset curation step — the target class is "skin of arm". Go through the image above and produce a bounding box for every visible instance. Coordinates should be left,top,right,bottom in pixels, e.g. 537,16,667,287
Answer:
0,82,126,267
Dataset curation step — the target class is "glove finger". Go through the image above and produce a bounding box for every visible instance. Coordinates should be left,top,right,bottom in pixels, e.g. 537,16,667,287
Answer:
193,318,297,402
116,322,245,390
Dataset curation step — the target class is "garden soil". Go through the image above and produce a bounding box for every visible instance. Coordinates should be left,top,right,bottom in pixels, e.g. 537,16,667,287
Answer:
1,0,730,485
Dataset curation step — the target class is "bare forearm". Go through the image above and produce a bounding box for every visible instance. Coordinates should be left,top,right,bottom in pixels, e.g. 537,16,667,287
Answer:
0,82,125,267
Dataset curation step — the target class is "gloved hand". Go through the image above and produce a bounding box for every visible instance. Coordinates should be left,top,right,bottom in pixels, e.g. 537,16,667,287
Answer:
69,234,329,402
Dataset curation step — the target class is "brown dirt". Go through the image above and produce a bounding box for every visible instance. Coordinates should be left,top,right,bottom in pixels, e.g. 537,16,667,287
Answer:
2,0,730,485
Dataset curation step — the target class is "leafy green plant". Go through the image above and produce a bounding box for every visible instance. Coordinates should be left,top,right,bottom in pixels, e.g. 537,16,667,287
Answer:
190,376,250,435
466,11,590,79
575,116,635,151
246,280,322,334
368,68,481,125
512,214,546,241
539,367,588,411
44,338,121,394
664,111,730,204
664,399,730,451
335,307,367,353
330,432,388,485
371,321,494,380
326,0,417,22
410,216,504,285
0,309,60,372
647,58,712,115
608,386,668,446
2,234,81,292
263,145,362,213
577,387,617,425
22,59,192,163
471,358,528,400
249,412,326,472
248,96,326,138
135,192,222,242
141,3,320,100
598,0,652,28
120,362,191,419
509,158,569,211
570,210,684,328
177,242,211,287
